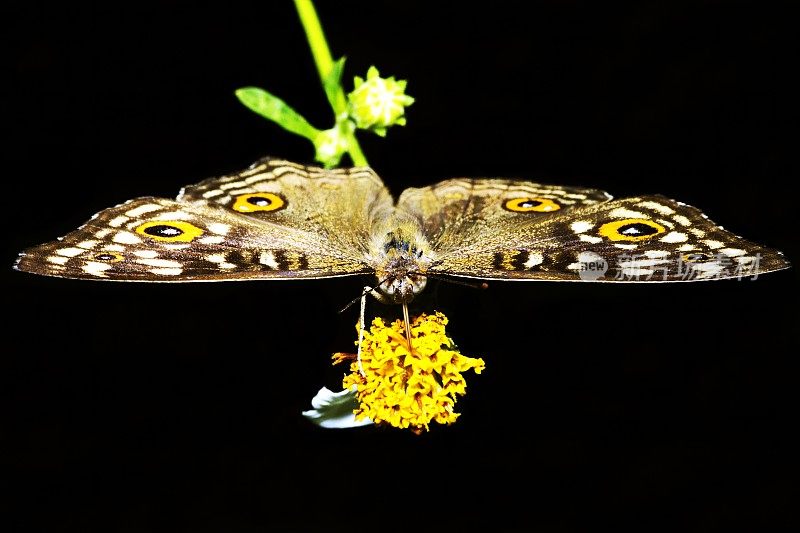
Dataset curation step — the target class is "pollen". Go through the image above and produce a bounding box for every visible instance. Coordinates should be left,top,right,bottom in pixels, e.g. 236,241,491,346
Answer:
336,312,484,434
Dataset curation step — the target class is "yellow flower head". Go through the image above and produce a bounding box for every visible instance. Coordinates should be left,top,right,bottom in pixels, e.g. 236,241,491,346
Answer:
335,312,484,434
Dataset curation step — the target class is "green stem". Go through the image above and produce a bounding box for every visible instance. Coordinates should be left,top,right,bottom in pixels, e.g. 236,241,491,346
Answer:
346,133,367,166
293,0,336,105
293,0,368,167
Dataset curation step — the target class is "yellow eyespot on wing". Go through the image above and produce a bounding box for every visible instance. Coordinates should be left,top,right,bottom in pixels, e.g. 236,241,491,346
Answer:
135,221,204,242
598,218,666,242
682,252,713,263
503,197,561,213
232,193,286,213
92,252,124,262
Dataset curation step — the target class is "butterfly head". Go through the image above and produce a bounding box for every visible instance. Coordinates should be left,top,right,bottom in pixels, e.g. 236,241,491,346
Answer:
376,271,428,304
370,221,434,304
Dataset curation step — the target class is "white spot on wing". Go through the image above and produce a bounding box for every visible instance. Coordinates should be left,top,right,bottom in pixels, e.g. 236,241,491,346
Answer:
658,219,674,229
704,240,724,249
720,248,746,257
614,243,637,250
689,228,706,237
207,254,226,263
638,201,675,215
678,244,697,252
207,223,230,235
138,258,182,268
83,261,112,276
619,267,655,277
219,180,247,191
688,262,726,278
77,240,99,249
619,258,669,268
154,211,193,221
47,256,69,265
579,235,603,244
113,232,142,244
108,216,129,227
673,215,691,226
199,236,224,245
103,244,125,252
150,267,183,276
260,251,279,269
125,203,162,217
243,174,268,184
660,232,688,243
95,229,111,238
56,247,84,257
524,253,544,269
644,250,670,258
570,221,594,233
202,190,224,198
610,207,647,219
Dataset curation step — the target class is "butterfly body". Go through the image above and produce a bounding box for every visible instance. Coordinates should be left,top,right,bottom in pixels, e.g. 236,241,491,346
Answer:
15,157,789,290
367,217,435,303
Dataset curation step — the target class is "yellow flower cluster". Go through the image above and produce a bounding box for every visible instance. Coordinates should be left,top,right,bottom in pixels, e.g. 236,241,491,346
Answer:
336,312,485,433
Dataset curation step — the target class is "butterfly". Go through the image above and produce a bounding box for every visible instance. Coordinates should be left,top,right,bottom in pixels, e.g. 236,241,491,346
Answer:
15,156,790,305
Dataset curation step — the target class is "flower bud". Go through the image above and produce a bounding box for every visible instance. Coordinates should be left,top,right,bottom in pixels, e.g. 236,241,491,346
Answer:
347,66,415,137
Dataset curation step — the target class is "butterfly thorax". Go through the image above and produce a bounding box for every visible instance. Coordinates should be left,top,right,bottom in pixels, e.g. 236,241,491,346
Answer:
367,216,435,304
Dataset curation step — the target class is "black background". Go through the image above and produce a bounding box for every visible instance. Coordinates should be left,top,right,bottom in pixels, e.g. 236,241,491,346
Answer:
4,2,798,531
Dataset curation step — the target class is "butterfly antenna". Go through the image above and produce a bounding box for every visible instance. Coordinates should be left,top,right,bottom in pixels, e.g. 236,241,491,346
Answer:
338,276,391,314
421,273,490,291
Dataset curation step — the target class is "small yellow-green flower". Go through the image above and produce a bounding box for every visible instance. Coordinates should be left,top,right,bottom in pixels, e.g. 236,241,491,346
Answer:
347,66,415,137
337,312,484,434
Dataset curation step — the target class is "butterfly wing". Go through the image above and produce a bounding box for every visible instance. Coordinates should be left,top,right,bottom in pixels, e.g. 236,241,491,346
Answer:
16,158,394,281
178,157,394,256
412,193,788,281
397,177,613,249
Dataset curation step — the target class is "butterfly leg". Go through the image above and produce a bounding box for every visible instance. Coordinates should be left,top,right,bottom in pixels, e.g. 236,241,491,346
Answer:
367,288,414,352
402,302,414,353
356,287,368,377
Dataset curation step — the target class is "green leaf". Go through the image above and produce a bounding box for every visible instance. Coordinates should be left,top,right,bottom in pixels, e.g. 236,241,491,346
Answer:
322,56,347,114
235,87,320,141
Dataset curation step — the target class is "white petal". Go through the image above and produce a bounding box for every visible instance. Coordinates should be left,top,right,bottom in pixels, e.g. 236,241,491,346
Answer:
302,386,373,429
